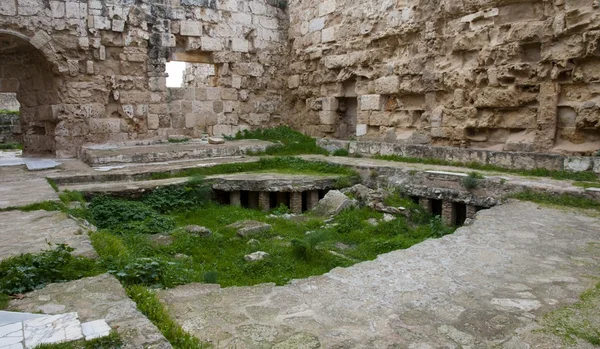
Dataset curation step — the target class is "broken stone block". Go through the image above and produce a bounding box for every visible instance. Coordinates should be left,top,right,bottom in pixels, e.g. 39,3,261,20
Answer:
374,76,400,95
208,137,225,144
312,190,357,217
180,21,202,36
184,225,212,237
228,220,272,237
288,75,300,89
360,95,383,111
244,251,269,262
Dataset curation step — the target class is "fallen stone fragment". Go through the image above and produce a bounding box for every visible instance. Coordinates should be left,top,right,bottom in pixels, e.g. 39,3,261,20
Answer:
148,234,174,246
208,137,225,144
244,251,269,262
312,190,356,216
367,218,379,226
227,220,272,237
184,225,212,237
383,213,396,222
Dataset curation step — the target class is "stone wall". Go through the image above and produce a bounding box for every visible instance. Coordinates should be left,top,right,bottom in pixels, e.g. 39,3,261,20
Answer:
0,93,19,111
284,0,600,156
0,0,287,157
0,112,21,144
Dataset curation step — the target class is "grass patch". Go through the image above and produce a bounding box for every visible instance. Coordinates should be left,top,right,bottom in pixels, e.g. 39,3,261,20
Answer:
59,190,85,205
47,178,59,192
511,190,600,210
0,293,8,309
541,281,600,346
0,142,23,150
33,331,123,349
167,138,189,143
0,200,64,213
332,149,349,157
126,285,207,348
149,156,358,181
573,181,600,189
0,244,103,295
0,109,19,115
374,155,600,182
233,126,329,156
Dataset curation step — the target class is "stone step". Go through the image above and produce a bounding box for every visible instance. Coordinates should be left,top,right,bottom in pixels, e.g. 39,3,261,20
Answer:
81,139,272,166
0,311,112,349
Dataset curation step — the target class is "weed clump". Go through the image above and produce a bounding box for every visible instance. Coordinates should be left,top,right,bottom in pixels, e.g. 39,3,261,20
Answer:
32,331,123,349
0,244,102,295
462,172,484,190
89,196,175,234
291,231,328,261
332,149,349,156
233,126,329,156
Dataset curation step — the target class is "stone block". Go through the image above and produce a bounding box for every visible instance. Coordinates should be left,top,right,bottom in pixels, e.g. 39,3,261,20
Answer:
321,97,339,111
319,111,338,125
319,0,336,16
231,38,249,53
312,190,356,216
0,0,16,15
147,114,159,130
50,1,64,18
564,157,593,172
322,27,336,43
112,19,125,32
89,118,121,134
309,17,326,32
356,124,368,136
288,75,300,89
360,95,383,111
201,37,223,51
374,76,400,95
180,21,202,37
221,88,238,101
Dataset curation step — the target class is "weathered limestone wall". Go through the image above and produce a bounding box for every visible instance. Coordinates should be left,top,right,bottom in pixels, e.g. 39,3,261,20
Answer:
285,0,600,156
0,93,19,111
0,0,287,157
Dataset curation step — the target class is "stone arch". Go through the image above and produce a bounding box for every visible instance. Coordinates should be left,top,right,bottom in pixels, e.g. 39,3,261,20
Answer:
0,31,62,155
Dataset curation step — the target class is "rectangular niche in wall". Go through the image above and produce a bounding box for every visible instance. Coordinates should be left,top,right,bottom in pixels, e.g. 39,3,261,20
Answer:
166,61,216,88
338,97,357,139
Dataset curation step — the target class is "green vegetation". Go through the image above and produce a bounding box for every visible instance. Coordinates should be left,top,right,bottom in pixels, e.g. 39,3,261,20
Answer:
126,285,206,348
511,190,600,210
0,244,103,295
33,332,123,349
0,109,19,115
0,293,8,309
573,181,600,189
0,200,64,213
462,172,484,190
47,178,59,192
374,154,600,183
332,149,350,156
233,126,328,156
541,281,600,346
0,142,23,150
149,156,358,181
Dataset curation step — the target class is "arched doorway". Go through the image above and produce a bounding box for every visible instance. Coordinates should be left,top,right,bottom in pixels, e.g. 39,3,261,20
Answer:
0,33,59,156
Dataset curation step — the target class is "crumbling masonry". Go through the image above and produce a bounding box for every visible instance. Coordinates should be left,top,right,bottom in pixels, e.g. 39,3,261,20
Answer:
1,0,599,158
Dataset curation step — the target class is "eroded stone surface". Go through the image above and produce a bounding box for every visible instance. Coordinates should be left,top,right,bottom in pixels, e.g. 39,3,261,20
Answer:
158,201,600,348
8,274,172,349
0,210,96,261
0,178,58,209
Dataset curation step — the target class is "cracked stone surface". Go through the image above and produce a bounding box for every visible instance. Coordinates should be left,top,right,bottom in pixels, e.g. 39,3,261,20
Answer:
0,210,96,261
8,274,171,349
158,201,600,348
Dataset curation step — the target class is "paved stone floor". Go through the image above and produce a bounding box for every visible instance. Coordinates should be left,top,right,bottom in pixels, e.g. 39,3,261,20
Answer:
0,210,96,260
8,274,171,349
158,201,600,348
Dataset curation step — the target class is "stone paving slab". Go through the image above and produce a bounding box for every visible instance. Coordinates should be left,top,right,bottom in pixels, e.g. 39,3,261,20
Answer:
158,201,600,348
0,210,96,261
0,178,58,209
8,274,172,349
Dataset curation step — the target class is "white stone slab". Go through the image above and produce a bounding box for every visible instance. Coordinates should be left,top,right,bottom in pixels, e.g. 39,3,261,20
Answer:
81,319,111,340
23,313,83,348
0,159,24,167
0,322,23,338
425,170,469,177
0,343,24,349
585,187,600,192
24,159,62,171
0,312,45,326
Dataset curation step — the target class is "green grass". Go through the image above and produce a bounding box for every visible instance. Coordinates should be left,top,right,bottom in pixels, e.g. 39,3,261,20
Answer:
511,191,600,210
0,293,8,309
149,156,358,181
541,281,600,346
59,190,85,205
0,143,23,150
332,149,350,156
573,181,600,189
126,285,207,348
374,155,600,182
33,332,123,349
167,138,189,143
0,109,19,115
47,178,59,192
233,126,329,156
0,200,64,213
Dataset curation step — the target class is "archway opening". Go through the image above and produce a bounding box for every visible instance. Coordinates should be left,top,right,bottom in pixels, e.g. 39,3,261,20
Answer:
0,33,59,156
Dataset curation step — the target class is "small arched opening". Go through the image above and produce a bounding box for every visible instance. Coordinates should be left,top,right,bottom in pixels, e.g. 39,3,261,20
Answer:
0,32,59,156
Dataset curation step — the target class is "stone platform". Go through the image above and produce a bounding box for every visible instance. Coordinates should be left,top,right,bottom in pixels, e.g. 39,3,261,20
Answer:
158,201,600,348
81,139,273,166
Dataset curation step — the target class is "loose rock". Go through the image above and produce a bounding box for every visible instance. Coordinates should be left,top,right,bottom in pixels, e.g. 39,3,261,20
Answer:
184,225,212,237
312,190,356,217
244,251,269,262
227,220,272,237
208,137,225,144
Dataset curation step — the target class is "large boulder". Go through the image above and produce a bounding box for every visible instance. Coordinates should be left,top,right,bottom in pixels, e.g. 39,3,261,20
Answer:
227,220,272,237
312,190,356,217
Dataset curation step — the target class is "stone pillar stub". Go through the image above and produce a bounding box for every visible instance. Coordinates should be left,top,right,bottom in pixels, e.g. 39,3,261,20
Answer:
259,192,270,212
306,190,319,210
290,192,303,214
442,201,455,226
230,191,241,207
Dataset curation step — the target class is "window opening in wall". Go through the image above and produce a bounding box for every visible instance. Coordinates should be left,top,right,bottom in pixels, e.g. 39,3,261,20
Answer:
339,97,358,139
0,93,21,146
166,61,216,88
453,202,467,226
431,199,443,217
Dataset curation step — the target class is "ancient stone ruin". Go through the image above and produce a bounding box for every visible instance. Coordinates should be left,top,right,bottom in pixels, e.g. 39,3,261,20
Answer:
0,0,598,159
